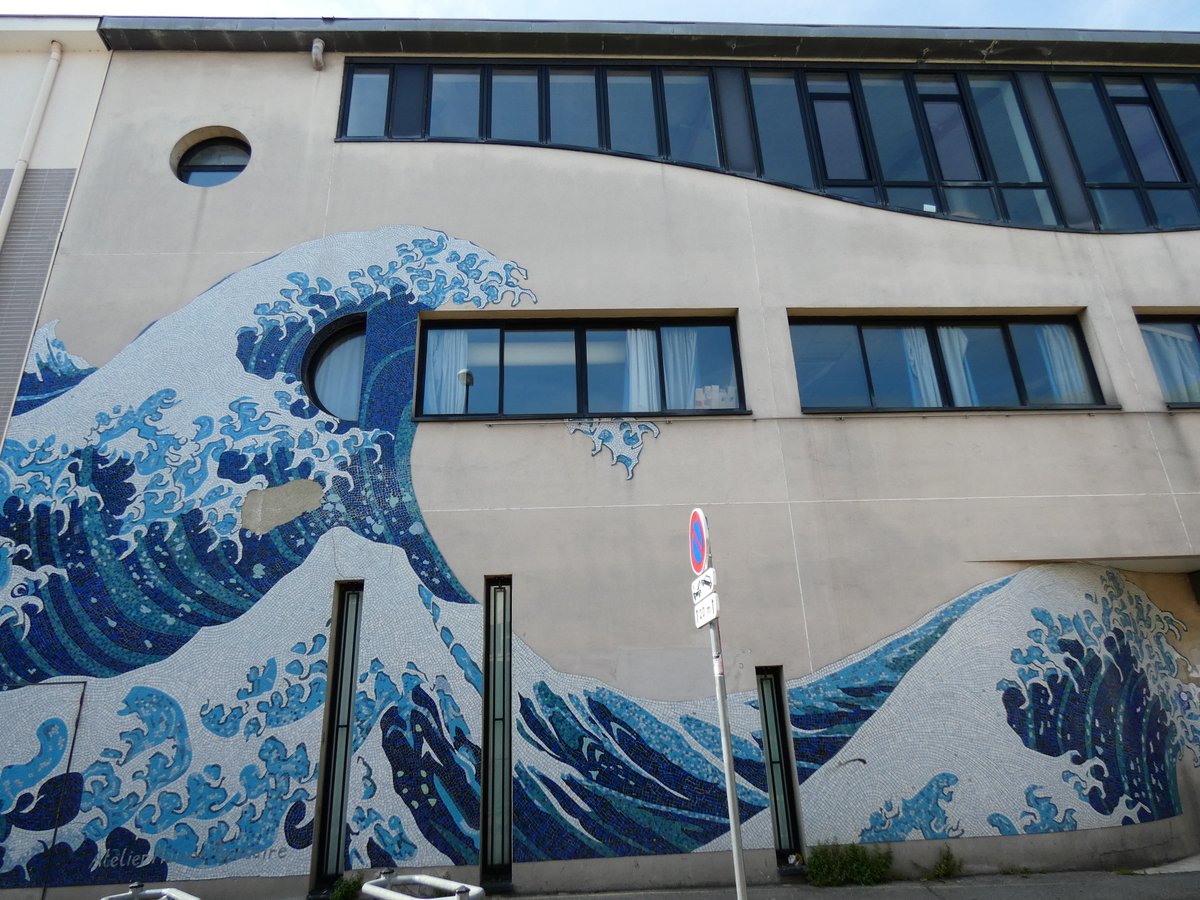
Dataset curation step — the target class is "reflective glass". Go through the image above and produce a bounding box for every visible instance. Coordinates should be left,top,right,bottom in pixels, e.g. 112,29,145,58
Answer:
182,168,242,187
549,69,599,148
1115,103,1180,182
185,141,250,167
490,68,539,142
886,186,937,213
861,73,929,181
923,99,982,181
1140,321,1200,402
968,75,1043,183
1156,78,1200,178
1149,189,1200,227
916,75,959,96
389,65,426,138
1091,188,1147,229
663,70,720,167
1009,322,1097,404
935,325,1019,407
1051,76,1130,182
661,325,739,410
1002,188,1058,226
828,186,877,203
862,326,943,408
586,329,662,413
607,69,659,156
312,327,367,421
749,71,814,186
429,68,481,139
790,324,869,408
806,73,850,93
503,330,577,414
422,328,499,414
944,187,997,220
813,98,868,180
345,67,389,137
1105,78,1148,98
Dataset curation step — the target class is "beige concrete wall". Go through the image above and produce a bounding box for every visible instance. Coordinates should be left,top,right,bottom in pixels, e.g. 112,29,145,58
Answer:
37,48,1200,703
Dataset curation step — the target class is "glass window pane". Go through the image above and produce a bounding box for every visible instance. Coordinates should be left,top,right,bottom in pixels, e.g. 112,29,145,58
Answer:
607,69,659,156
345,67,389,138
1009,323,1097,405
923,99,982,181
586,329,662,413
503,330,577,414
1051,76,1130,183
886,186,937,213
662,325,739,410
749,71,814,187
860,73,929,182
1155,78,1200,179
423,328,499,414
1105,78,1148,99
1149,189,1200,227
663,70,720,167
1091,188,1147,230
313,327,366,421
806,73,849,94
429,68,481,139
1140,321,1200,403
862,326,943,408
936,325,1020,407
549,68,599,148
813,98,868,180
491,68,539,142
790,324,869,408
915,75,959,96
1002,188,1059,226
944,187,997,220
967,74,1043,183
828,186,877,203
1115,103,1180,182
186,142,249,167
390,65,426,138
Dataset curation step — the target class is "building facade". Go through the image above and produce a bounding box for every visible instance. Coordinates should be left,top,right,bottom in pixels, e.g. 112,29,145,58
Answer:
3,15,1200,897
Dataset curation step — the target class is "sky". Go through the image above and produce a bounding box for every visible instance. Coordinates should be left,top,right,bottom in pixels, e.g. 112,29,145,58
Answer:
4,0,1200,32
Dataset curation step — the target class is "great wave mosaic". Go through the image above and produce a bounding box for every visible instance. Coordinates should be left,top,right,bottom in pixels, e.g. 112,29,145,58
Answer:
0,226,1197,886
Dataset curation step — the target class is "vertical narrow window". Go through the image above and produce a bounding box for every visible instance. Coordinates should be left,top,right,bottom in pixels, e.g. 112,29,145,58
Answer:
344,67,390,138
749,71,814,187
490,68,540,142
429,67,481,139
662,69,720,167
1051,76,1131,183
1156,78,1200,177
1107,79,1180,182
311,324,367,422
314,583,363,882
606,69,659,156
861,72,929,182
807,73,870,190
389,65,427,138
1139,320,1200,403
549,68,599,148
756,668,800,866
917,76,984,182
482,577,512,887
967,74,1044,183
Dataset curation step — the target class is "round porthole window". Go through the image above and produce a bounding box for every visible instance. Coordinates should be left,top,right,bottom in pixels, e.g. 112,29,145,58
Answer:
172,128,251,186
307,322,367,422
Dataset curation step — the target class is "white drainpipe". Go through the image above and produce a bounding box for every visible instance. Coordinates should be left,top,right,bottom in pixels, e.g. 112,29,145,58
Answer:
0,39,62,254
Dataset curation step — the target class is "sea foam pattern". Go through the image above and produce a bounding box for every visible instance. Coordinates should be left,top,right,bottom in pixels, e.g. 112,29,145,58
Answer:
0,229,1197,887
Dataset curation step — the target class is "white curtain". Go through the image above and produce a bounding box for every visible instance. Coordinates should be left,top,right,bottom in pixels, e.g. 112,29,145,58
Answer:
902,327,942,407
624,328,661,412
938,326,978,406
1036,324,1092,403
662,327,699,409
313,330,366,421
1142,324,1200,402
422,329,470,414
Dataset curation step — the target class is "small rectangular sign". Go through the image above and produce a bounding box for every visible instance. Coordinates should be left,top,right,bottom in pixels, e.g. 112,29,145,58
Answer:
694,592,719,628
691,567,717,604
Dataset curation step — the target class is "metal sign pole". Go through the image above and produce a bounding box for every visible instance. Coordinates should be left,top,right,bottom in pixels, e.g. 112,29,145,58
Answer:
709,618,748,900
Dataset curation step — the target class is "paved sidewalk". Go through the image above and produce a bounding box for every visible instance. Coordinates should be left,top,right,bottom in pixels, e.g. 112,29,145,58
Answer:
516,867,1199,900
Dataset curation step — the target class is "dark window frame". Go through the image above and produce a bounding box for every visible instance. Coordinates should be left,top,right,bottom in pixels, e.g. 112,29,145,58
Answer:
415,316,749,420
302,314,369,422
338,58,1200,233
1137,314,1200,408
790,315,1107,413
176,136,251,186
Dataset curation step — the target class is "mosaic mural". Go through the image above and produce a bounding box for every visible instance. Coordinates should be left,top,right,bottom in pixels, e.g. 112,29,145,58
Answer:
0,226,1197,887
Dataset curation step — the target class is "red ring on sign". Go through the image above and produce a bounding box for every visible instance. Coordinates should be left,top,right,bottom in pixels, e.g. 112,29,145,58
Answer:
689,509,708,575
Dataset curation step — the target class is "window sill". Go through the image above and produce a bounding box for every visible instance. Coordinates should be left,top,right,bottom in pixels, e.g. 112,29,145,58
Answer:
1165,402,1200,410
413,408,753,423
798,404,1122,416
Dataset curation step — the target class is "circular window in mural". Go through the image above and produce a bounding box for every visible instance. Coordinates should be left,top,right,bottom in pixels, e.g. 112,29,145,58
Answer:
306,320,367,422
172,127,251,187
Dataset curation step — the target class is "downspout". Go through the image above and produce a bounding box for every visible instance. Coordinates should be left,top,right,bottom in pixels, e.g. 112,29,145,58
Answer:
0,39,63,253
